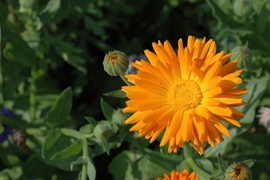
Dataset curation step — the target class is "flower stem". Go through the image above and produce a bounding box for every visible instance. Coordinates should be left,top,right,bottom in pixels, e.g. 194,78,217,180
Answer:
0,27,3,104
30,67,37,122
183,145,212,179
81,138,89,180
119,74,132,86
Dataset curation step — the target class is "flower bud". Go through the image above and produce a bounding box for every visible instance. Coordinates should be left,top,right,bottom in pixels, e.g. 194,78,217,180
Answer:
103,50,129,76
93,121,118,139
112,108,129,126
233,0,253,18
230,45,252,69
225,161,254,180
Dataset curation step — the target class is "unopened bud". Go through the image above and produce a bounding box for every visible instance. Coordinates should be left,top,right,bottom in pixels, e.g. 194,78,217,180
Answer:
233,0,253,18
103,50,129,76
225,160,254,180
231,44,252,69
94,121,117,139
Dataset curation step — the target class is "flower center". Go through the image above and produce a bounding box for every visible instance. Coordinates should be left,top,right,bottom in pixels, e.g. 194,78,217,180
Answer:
167,79,202,111
107,52,119,63
229,163,248,179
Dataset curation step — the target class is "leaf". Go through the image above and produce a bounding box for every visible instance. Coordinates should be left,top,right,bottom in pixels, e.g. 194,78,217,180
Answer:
242,159,256,168
45,35,87,74
87,160,96,180
84,16,106,38
41,129,84,171
217,154,227,175
100,98,116,121
61,53,87,74
255,1,268,34
84,117,98,126
20,29,40,48
3,40,35,67
41,0,61,15
206,0,239,27
108,151,139,180
195,158,214,174
50,139,83,160
94,137,110,155
45,87,73,128
42,129,62,158
103,89,126,98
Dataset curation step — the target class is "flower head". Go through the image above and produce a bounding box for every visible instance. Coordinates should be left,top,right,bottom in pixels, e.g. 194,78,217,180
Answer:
103,50,129,76
122,36,247,154
225,162,253,180
256,106,270,133
157,169,199,180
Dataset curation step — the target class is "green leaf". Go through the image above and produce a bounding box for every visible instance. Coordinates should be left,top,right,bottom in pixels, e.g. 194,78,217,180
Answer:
104,89,126,98
84,117,98,126
94,137,110,155
255,2,268,34
218,154,227,175
42,129,62,158
242,159,256,168
176,160,190,171
50,139,83,160
20,29,40,48
84,16,106,38
195,158,214,174
79,124,94,136
207,0,239,27
41,129,83,171
61,53,87,74
3,40,35,67
60,128,85,139
109,151,140,180
45,87,72,128
41,0,61,15
87,160,96,180
100,98,116,121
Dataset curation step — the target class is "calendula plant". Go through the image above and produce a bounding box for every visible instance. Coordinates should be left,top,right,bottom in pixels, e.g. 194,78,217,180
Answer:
1,0,270,180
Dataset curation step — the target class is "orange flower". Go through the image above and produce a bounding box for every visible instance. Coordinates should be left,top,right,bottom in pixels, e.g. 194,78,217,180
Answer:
157,169,199,180
122,36,247,154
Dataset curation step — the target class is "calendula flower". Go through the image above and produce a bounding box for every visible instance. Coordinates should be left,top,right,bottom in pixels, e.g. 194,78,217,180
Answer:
225,162,253,180
257,106,270,133
122,36,247,154
157,169,199,180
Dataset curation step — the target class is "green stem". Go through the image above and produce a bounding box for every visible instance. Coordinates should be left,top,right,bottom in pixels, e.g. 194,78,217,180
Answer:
183,145,212,179
30,67,37,121
119,74,132,86
60,128,90,180
81,138,89,180
0,26,3,104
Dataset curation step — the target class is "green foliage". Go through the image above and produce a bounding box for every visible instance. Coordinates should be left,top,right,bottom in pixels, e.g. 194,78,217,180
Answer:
0,0,270,179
